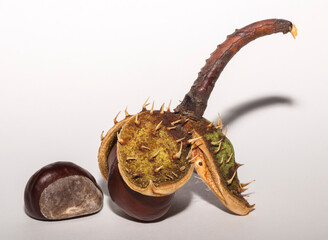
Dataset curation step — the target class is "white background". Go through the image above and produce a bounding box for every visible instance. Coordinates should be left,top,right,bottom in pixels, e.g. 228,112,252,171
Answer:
1,0,327,239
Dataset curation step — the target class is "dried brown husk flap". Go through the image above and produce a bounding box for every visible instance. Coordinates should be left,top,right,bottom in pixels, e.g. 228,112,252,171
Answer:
191,123,254,215
98,115,133,180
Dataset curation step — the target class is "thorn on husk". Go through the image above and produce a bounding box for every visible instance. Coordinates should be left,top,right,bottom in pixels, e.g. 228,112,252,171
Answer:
132,173,144,179
236,162,244,168
211,139,223,146
125,107,130,117
126,157,137,161
150,101,154,115
181,118,190,127
191,143,203,150
183,118,190,124
219,156,224,165
227,170,237,185
241,180,255,188
226,153,233,163
173,142,183,160
154,121,163,131
151,150,160,159
215,114,223,130
166,174,174,180
213,142,222,154
167,126,177,130
135,114,140,126
140,145,151,151
160,103,165,114
100,130,104,141
114,111,121,124
188,155,198,164
172,171,178,178
154,165,163,173
241,194,250,198
187,136,202,144
117,132,125,144
223,126,228,137
186,149,192,160
171,119,182,126
207,121,214,128
142,97,150,111
167,100,172,112
176,137,185,143
179,166,186,171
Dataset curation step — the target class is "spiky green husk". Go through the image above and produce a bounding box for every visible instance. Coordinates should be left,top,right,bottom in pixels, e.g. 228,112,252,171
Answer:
203,128,250,206
190,117,252,212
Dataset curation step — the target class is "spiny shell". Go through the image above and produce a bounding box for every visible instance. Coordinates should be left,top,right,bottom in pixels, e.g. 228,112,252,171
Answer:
117,110,194,196
191,118,254,215
98,103,254,213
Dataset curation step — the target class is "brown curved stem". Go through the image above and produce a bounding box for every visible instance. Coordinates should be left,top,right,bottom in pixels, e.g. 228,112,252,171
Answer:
175,19,295,120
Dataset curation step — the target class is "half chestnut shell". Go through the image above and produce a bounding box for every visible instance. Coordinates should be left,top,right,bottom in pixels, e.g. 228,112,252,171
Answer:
24,161,103,220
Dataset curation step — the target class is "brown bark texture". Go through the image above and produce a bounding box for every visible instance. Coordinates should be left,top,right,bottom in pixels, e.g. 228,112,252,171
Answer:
174,19,293,120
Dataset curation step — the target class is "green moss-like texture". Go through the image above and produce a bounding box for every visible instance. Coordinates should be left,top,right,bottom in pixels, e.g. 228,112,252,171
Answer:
193,118,251,206
118,111,192,188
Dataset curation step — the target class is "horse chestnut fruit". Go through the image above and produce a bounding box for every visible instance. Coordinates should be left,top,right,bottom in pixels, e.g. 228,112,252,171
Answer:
98,19,297,219
24,161,103,220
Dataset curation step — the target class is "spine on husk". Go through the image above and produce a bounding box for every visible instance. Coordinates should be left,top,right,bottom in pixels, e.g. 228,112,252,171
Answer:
174,19,295,120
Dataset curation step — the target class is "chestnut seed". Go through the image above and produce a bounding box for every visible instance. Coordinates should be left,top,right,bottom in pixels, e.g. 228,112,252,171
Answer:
24,161,103,220
107,144,174,222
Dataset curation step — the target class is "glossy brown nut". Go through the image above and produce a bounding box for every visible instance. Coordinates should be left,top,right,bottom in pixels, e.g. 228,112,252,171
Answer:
24,161,103,220
108,144,174,222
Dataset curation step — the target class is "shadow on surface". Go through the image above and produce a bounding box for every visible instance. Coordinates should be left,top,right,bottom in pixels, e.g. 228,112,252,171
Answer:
188,173,236,215
220,96,293,125
164,178,193,218
98,177,109,196
107,199,143,222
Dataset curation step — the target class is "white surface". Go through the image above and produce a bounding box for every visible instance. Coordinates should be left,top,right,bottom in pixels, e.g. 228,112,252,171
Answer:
1,0,327,239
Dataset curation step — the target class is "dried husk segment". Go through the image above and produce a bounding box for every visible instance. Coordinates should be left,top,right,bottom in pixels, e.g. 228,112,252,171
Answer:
98,116,133,180
191,125,254,215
